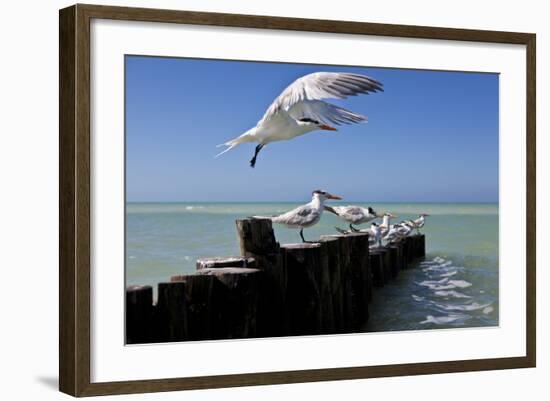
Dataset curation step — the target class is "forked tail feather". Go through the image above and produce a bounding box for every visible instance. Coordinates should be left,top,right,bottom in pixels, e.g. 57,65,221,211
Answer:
215,129,255,158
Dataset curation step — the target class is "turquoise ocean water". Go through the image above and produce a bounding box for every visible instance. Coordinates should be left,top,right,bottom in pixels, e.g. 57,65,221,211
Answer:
126,202,499,331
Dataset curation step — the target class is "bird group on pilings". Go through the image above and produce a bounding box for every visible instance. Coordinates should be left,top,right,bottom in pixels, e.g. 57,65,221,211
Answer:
251,187,430,246
125,218,426,344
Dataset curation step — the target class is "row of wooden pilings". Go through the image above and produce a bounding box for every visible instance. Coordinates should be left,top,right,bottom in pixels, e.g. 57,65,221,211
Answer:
126,218,426,344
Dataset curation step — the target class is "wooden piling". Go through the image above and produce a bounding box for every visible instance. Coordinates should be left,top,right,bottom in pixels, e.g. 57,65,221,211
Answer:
169,274,218,340
126,285,153,344
412,234,426,258
236,218,287,336
418,234,426,258
170,267,262,340
282,243,323,335
403,237,414,266
319,235,346,332
197,267,261,339
369,250,385,287
321,234,354,333
196,256,256,270
318,238,338,334
378,248,393,284
156,281,188,342
346,233,371,329
126,218,427,343
386,245,401,279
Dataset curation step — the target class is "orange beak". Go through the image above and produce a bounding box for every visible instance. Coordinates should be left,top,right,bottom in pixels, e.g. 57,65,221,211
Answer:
327,194,343,200
320,124,337,131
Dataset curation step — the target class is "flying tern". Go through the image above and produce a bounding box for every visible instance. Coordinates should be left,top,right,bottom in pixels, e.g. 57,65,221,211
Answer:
216,72,383,167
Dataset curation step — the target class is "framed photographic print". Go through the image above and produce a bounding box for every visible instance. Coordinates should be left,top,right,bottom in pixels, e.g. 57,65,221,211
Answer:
59,3,536,397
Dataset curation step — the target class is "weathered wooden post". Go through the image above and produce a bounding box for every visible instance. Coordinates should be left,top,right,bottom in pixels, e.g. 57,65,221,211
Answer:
126,285,153,344
282,243,323,335
320,235,347,332
156,281,188,342
195,256,257,270
409,236,417,263
236,218,287,336
197,267,261,339
318,238,338,334
346,233,370,329
396,240,407,270
321,234,354,333
404,237,414,266
171,266,262,340
378,247,392,284
411,236,418,263
412,234,426,258
386,245,401,279
169,274,218,341
369,250,384,287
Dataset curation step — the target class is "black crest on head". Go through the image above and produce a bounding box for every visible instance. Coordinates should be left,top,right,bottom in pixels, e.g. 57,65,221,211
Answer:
312,189,327,196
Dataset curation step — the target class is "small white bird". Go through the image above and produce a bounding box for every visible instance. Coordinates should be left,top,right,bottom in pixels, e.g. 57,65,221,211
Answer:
369,222,383,248
378,212,397,237
410,213,430,234
325,205,381,232
216,72,383,167
384,223,412,244
383,224,402,244
253,189,342,242
396,222,414,237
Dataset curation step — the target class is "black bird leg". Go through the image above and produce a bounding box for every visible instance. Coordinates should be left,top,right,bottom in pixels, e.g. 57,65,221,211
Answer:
249,144,264,168
300,228,317,243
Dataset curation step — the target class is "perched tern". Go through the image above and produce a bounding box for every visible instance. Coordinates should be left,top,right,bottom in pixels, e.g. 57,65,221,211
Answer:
383,224,402,244
369,222,383,248
253,190,342,242
384,223,411,244
325,205,382,232
379,212,397,236
216,72,383,167
410,213,430,234
396,222,414,237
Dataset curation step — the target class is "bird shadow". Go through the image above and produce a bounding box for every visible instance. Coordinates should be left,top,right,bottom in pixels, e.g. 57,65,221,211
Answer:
35,376,58,390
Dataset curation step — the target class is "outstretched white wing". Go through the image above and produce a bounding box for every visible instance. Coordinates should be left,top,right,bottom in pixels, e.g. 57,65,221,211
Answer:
259,72,383,125
288,100,367,126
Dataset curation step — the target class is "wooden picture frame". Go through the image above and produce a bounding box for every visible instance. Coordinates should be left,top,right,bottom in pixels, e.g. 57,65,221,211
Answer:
59,3,536,397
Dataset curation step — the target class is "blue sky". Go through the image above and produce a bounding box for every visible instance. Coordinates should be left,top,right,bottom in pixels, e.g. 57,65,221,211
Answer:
125,56,499,202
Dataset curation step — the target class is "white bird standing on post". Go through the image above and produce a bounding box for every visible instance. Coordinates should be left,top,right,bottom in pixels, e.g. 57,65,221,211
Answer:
410,213,430,234
379,212,397,237
384,223,412,244
383,224,402,244
325,205,382,232
396,222,414,237
216,72,383,167
369,222,383,248
253,190,342,243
